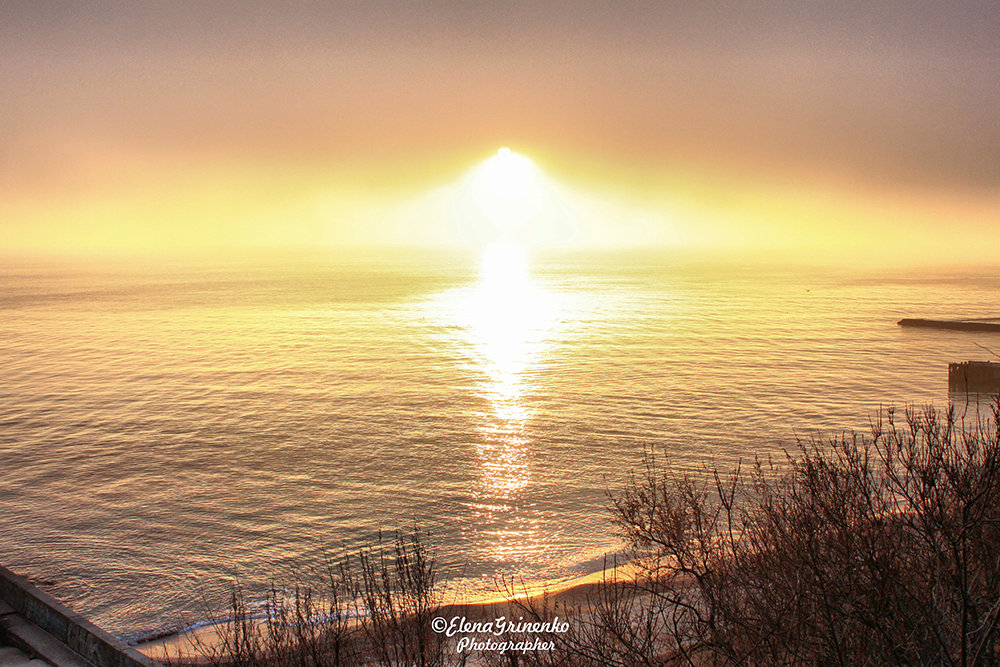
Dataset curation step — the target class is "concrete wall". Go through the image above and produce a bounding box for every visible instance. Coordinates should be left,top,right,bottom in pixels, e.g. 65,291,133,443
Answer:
0,565,156,667
949,361,1000,393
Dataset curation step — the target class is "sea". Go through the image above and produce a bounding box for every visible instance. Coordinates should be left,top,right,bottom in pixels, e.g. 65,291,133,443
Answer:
1,248,997,640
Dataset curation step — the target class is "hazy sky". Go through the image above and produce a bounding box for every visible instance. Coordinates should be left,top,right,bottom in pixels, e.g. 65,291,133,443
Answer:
2,1,998,258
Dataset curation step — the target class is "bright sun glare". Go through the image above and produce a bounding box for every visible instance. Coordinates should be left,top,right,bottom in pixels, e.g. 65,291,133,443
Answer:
457,147,550,295
480,241,529,289
468,147,545,235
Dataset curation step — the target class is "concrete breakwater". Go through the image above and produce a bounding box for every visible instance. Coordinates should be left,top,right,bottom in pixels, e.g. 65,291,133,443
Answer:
0,565,155,667
898,318,1000,332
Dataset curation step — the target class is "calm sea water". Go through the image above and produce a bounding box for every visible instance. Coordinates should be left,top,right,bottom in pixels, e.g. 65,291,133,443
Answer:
1,250,998,639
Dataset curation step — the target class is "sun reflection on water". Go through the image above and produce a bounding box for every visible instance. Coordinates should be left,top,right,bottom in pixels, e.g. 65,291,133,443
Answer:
437,243,563,563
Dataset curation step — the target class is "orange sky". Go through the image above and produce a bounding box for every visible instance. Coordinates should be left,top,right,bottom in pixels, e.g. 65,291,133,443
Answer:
2,2,998,262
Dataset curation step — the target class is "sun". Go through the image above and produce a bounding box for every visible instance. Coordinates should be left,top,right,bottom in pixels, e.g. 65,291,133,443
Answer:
453,148,557,295
467,147,545,235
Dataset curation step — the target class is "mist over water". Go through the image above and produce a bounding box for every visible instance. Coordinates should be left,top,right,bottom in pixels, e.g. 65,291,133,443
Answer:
1,250,997,638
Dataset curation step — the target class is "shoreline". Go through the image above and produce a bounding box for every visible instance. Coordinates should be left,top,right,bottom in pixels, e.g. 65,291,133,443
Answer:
135,561,637,663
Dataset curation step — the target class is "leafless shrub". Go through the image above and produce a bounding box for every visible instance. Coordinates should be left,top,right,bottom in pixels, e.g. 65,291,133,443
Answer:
353,529,457,666
186,528,465,666
489,561,687,667
497,401,1000,666
603,400,1000,665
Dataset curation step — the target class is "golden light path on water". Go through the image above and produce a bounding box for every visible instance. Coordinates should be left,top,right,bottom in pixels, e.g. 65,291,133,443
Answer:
428,148,581,569
430,241,564,565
